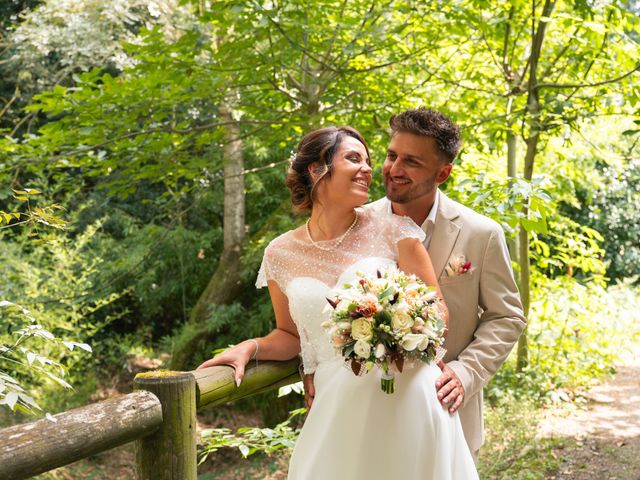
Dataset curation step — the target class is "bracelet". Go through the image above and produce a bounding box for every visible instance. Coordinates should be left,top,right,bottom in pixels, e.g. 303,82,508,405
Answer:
248,339,259,365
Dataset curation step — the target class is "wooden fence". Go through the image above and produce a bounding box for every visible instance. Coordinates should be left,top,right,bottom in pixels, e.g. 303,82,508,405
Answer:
0,358,301,479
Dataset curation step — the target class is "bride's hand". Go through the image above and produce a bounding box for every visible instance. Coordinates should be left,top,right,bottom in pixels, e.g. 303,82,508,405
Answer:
303,373,315,411
197,341,258,387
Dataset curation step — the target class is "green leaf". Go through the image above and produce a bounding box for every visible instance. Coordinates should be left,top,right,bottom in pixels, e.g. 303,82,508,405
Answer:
12,188,41,195
26,352,37,366
3,391,19,410
62,341,93,352
238,444,250,458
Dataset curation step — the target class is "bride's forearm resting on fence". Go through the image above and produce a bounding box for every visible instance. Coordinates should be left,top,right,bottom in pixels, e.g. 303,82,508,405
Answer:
397,237,449,330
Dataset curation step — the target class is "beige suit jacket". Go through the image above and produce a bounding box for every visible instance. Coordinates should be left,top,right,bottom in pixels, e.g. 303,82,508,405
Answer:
367,192,526,452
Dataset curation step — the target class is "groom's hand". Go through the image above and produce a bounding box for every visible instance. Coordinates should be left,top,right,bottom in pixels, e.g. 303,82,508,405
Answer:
435,361,464,413
303,373,315,411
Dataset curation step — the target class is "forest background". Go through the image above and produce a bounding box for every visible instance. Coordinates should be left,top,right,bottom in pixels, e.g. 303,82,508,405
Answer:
1,0,639,478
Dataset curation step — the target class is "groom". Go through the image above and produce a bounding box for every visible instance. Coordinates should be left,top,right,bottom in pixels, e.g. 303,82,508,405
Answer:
303,107,526,461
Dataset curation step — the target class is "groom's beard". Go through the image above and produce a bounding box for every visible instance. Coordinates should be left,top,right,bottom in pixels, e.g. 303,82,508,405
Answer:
383,174,437,204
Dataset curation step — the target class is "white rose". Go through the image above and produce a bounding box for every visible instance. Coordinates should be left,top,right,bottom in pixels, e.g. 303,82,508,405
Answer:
374,343,386,359
391,310,413,333
351,318,373,341
369,278,388,295
394,300,410,314
363,293,379,305
400,333,428,351
354,339,371,359
337,321,352,332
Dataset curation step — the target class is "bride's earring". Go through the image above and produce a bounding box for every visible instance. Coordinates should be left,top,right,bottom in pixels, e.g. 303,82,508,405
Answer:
308,162,326,182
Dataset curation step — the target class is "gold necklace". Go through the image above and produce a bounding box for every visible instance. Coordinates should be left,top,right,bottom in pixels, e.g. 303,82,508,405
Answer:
306,211,359,251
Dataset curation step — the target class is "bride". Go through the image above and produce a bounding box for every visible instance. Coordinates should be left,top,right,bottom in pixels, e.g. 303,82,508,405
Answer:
198,126,478,479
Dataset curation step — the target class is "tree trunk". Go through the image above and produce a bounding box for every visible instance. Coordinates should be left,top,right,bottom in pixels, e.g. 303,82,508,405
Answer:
516,222,530,371
170,56,328,369
516,0,555,372
506,118,519,262
170,99,245,370
189,101,245,320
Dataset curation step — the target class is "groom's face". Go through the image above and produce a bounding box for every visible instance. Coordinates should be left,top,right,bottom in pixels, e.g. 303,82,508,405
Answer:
383,132,452,204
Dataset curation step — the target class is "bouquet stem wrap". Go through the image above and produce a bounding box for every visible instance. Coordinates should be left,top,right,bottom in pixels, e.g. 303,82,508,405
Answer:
381,371,395,395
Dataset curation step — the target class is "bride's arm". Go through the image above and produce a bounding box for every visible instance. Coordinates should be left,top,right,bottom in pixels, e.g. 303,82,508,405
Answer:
197,281,301,386
397,237,450,330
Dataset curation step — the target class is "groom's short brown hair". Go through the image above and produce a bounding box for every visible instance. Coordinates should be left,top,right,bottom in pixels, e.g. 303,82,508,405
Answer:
389,108,461,163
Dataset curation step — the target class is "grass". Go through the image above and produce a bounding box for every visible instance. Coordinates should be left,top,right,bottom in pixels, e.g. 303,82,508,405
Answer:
478,395,563,480
197,450,289,479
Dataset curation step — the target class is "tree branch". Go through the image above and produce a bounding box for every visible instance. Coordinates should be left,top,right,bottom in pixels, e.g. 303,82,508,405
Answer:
538,26,579,81
535,64,640,89
571,123,629,162
3,117,287,171
0,86,19,119
10,111,36,136
319,0,348,65
462,108,528,129
502,7,514,75
479,23,503,76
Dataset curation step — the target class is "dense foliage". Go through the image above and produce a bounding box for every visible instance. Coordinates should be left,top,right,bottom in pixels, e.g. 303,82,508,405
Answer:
1,0,639,437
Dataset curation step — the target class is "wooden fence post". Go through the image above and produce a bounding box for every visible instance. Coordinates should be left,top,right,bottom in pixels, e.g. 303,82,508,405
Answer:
134,371,197,480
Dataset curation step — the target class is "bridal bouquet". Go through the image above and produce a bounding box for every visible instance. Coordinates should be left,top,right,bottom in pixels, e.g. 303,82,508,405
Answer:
321,267,446,394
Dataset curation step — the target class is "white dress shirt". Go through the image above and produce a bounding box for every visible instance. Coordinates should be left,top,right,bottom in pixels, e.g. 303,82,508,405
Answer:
380,190,440,248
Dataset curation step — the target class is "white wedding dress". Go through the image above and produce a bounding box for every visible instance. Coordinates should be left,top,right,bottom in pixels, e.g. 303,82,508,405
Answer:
257,208,478,480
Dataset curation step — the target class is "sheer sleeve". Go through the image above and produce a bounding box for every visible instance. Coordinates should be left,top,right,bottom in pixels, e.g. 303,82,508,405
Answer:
388,214,426,245
255,243,285,290
298,327,319,374
255,239,319,373
255,251,269,289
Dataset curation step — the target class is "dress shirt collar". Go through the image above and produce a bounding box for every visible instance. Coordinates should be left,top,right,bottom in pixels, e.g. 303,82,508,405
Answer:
384,189,440,232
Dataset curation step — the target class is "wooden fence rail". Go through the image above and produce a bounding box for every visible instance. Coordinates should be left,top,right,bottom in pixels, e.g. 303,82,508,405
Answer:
0,358,300,479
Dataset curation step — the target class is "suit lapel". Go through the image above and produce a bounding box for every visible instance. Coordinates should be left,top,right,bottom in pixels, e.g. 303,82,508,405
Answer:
429,192,461,278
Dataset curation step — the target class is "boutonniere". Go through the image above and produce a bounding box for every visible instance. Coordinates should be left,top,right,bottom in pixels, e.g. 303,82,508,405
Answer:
445,255,473,277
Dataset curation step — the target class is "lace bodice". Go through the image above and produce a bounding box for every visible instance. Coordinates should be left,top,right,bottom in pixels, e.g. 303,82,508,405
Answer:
256,208,425,373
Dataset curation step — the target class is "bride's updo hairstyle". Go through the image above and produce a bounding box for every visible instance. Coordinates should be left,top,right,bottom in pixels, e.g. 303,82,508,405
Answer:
286,126,369,213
